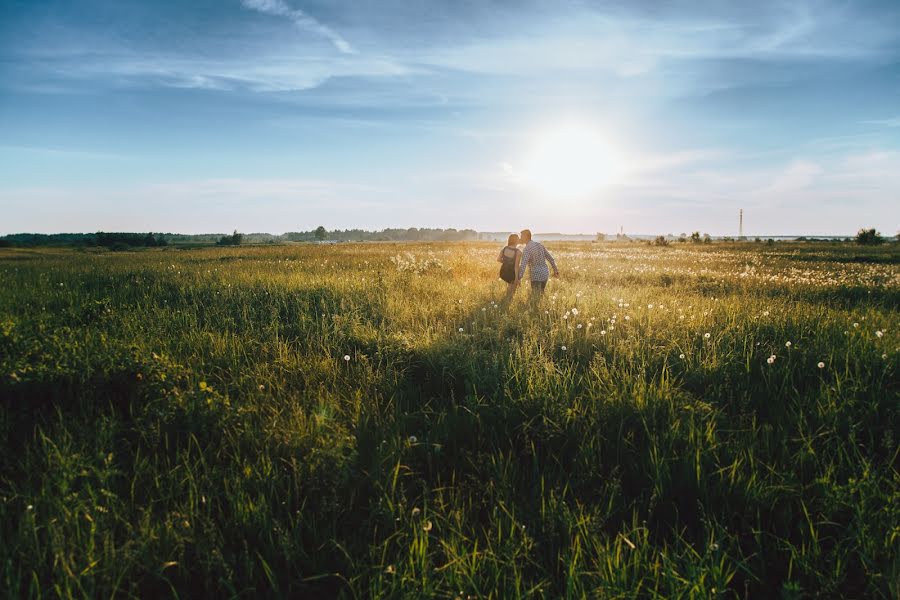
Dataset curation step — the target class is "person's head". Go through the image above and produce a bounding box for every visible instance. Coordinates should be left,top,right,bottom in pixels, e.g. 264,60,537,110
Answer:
507,233,519,247
520,229,532,243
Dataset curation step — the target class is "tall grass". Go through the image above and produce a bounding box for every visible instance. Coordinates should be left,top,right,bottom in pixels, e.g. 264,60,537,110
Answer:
0,241,897,598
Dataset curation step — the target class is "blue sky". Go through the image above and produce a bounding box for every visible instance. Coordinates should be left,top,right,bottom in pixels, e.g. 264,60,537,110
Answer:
1,0,898,235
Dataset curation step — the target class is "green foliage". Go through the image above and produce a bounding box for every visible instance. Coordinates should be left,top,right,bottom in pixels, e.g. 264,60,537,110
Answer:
314,226,328,241
0,242,897,598
216,230,243,246
856,228,884,246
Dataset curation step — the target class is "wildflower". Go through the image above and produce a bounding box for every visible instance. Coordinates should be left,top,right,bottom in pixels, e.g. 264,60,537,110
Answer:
817,362,825,369
853,322,859,328
624,315,630,321
423,520,433,532
767,356,775,365
258,384,265,391
876,330,883,338
600,330,607,335
571,307,579,316
563,314,568,319
785,341,791,348
883,354,888,360
704,332,711,339
458,327,464,333
679,353,685,359
26,504,33,511
385,565,396,575
561,346,567,351
710,542,720,551
408,435,418,444
411,507,421,517
763,311,769,316
343,355,351,361
577,323,582,329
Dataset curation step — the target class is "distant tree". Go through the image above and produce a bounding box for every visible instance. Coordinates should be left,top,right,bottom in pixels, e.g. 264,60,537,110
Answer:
653,235,669,246
702,233,712,244
678,233,687,243
217,230,243,246
690,231,701,244
315,226,327,241
855,228,884,245
596,232,607,241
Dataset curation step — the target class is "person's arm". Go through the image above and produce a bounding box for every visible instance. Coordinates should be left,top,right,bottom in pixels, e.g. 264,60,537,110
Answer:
497,249,504,263
517,245,530,280
545,246,559,277
514,250,522,283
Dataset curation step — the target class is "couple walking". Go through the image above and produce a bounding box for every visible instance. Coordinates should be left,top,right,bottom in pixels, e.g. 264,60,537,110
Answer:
498,229,559,303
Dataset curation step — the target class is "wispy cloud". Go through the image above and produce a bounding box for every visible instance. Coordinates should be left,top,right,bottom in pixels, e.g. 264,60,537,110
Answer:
240,0,355,54
861,117,900,127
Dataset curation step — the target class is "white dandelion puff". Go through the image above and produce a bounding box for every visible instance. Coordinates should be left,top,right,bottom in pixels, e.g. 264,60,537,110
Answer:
817,362,825,369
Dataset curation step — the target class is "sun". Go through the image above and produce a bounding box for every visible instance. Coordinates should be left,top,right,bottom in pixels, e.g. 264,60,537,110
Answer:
518,121,623,198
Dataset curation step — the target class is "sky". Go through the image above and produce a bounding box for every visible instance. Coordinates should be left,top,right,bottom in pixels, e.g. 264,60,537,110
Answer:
1,0,899,236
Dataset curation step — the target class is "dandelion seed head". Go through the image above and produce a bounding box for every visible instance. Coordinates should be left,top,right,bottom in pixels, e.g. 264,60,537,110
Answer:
343,355,351,361
817,362,825,369
679,353,685,359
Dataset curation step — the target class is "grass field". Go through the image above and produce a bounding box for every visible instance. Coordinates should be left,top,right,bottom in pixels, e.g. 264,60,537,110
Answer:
1,241,898,598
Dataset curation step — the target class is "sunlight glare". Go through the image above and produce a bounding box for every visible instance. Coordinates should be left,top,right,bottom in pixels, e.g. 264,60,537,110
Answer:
520,122,623,198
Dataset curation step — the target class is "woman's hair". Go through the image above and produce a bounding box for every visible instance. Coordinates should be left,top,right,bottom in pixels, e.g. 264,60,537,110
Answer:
507,233,519,247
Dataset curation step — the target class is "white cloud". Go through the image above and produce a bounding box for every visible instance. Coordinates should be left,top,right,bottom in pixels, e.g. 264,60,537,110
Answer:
240,0,355,54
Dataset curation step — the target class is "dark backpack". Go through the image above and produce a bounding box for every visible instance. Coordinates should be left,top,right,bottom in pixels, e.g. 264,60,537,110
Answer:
499,247,517,283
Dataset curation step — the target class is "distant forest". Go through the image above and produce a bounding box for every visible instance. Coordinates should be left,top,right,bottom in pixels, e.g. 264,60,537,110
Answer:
0,228,481,248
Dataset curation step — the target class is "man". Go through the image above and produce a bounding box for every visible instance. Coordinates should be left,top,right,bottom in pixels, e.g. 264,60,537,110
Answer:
517,229,558,302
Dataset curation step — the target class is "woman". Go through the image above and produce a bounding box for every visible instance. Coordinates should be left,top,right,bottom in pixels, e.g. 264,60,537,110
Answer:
497,233,522,302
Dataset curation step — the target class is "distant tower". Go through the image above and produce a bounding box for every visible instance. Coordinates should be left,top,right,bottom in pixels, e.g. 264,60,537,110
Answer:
739,209,744,239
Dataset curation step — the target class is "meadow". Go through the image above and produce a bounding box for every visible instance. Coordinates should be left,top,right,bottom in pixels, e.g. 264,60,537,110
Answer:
0,241,897,599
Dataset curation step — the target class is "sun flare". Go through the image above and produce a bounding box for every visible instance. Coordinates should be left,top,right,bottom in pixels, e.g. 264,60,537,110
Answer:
519,122,623,198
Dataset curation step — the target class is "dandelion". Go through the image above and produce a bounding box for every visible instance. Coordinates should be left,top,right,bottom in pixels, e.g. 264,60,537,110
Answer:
704,332,711,339
26,504,33,511
385,565,396,575
710,542,720,552
343,355,351,361
767,356,775,365
853,322,859,328
624,315,630,321
785,341,791,348
258,384,265,391
561,346,567,351
883,353,888,360
600,330,607,335
763,311,769,317
679,353,685,359
458,327,464,333
577,323,582,329
876,330,883,338
408,435,418,444
817,362,825,369
423,520,433,532
411,507,421,517
563,314,568,320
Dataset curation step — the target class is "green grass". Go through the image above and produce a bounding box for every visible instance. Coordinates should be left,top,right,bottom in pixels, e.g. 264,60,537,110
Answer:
0,241,898,598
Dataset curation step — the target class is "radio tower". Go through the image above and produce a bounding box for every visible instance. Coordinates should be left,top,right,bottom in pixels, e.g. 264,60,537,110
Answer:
739,209,744,239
